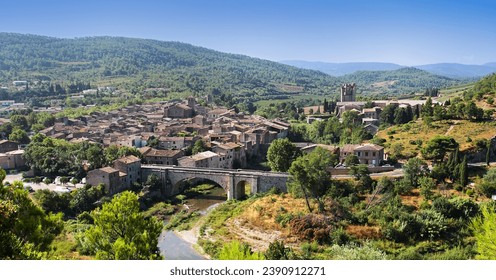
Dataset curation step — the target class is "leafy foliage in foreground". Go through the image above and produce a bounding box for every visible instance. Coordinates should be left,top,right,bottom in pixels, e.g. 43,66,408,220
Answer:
76,191,163,260
0,169,63,259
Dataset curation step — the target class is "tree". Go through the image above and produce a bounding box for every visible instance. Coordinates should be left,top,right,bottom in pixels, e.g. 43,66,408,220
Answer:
421,97,433,118
422,136,459,162
192,139,207,155
104,145,142,166
0,169,63,259
403,158,429,189
486,140,492,166
350,164,373,193
33,189,71,215
8,127,30,144
419,176,436,200
76,191,162,260
477,169,496,198
267,138,301,172
459,156,468,187
69,184,106,214
9,115,29,130
288,147,336,212
147,136,159,148
471,204,496,259
344,154,359,167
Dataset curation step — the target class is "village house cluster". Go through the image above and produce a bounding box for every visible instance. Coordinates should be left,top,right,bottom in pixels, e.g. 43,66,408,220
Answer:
35,97,290,193
305,83,429,135
1,91,391,195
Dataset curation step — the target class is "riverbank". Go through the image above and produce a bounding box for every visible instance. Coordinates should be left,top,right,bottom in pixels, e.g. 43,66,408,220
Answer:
158,186,226,260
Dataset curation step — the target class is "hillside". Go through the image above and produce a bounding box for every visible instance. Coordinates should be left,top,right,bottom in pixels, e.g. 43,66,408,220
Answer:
377,73,496,158
0,33,340,104
341,67,461,97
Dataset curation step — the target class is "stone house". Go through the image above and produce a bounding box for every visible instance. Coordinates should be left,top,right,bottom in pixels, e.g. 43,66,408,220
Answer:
340,144,384,166
86,167,121,194
164,103,193,118
0,140,18,153
353,144,384,166
177,151,220,168
211,142,246,168
0,150,26,170
140,147,184,165
113,155,142,189
158,136,186,150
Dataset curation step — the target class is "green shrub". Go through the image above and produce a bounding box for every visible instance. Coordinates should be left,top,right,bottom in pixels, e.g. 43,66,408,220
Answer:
324,242,387,260
217,241,264,260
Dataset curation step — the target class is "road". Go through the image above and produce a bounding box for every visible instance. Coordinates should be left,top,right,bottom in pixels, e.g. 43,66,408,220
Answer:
333,168,404,179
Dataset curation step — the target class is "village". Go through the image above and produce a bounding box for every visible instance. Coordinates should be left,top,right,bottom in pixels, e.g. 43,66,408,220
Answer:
0,82,428,196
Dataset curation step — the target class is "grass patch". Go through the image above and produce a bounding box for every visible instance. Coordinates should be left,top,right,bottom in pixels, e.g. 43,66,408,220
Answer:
165,210,201,231
143,202,176,221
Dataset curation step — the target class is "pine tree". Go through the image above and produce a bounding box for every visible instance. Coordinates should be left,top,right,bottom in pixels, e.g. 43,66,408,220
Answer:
422,97,433,118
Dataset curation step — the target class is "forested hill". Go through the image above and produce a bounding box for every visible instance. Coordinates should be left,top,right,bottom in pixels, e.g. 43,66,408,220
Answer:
341,67,461,97
0,33,340,100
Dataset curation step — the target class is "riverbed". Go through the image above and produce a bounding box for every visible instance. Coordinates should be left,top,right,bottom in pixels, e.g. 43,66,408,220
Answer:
158,186,226,260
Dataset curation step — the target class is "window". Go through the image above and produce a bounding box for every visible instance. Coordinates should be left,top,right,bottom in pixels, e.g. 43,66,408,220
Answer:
365,152,368,157
373,152,376,156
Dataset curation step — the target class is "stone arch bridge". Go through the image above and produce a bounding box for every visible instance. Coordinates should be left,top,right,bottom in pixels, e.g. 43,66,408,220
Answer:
142,165,289,200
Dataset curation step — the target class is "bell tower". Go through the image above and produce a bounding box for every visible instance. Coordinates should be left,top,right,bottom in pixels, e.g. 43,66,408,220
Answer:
340,83,356,102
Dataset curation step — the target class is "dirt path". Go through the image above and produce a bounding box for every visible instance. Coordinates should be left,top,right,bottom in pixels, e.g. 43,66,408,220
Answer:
445,120,460,135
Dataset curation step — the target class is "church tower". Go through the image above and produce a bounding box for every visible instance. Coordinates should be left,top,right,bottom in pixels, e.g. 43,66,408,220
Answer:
340,83,356,102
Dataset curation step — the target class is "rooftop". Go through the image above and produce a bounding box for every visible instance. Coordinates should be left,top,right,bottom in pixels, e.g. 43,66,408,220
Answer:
115,155,141,164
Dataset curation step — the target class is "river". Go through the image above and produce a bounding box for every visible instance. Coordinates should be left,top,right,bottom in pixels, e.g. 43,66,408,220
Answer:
158,186,226,260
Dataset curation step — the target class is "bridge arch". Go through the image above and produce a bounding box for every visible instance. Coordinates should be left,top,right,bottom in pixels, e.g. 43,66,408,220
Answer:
171,177,226,197
141,165,289,200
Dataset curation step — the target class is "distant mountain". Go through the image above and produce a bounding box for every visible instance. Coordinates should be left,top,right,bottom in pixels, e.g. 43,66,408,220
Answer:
281,60,496,79
484,62,496,68
415,63,496,79
280,60,403,76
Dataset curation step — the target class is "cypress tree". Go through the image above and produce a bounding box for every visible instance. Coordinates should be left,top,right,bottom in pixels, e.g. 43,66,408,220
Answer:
486,141,491,166
459,155,468,187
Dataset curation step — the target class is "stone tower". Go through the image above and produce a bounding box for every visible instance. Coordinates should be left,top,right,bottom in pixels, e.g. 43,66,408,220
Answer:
187,96,196,111
340,83,356,102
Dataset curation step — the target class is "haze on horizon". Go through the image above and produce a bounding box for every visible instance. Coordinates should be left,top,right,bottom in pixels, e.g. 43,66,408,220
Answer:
1,0,495,66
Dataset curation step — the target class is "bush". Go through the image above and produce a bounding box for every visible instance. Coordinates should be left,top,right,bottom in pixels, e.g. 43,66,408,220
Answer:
330,227,351,246
427,246,475,260
324,242,387,260
275,212,296,227
289,214,334,244
217,241,264,260
264,240,298,260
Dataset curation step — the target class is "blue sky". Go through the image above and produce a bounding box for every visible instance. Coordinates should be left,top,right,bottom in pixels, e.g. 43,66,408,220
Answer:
1,0,495,65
